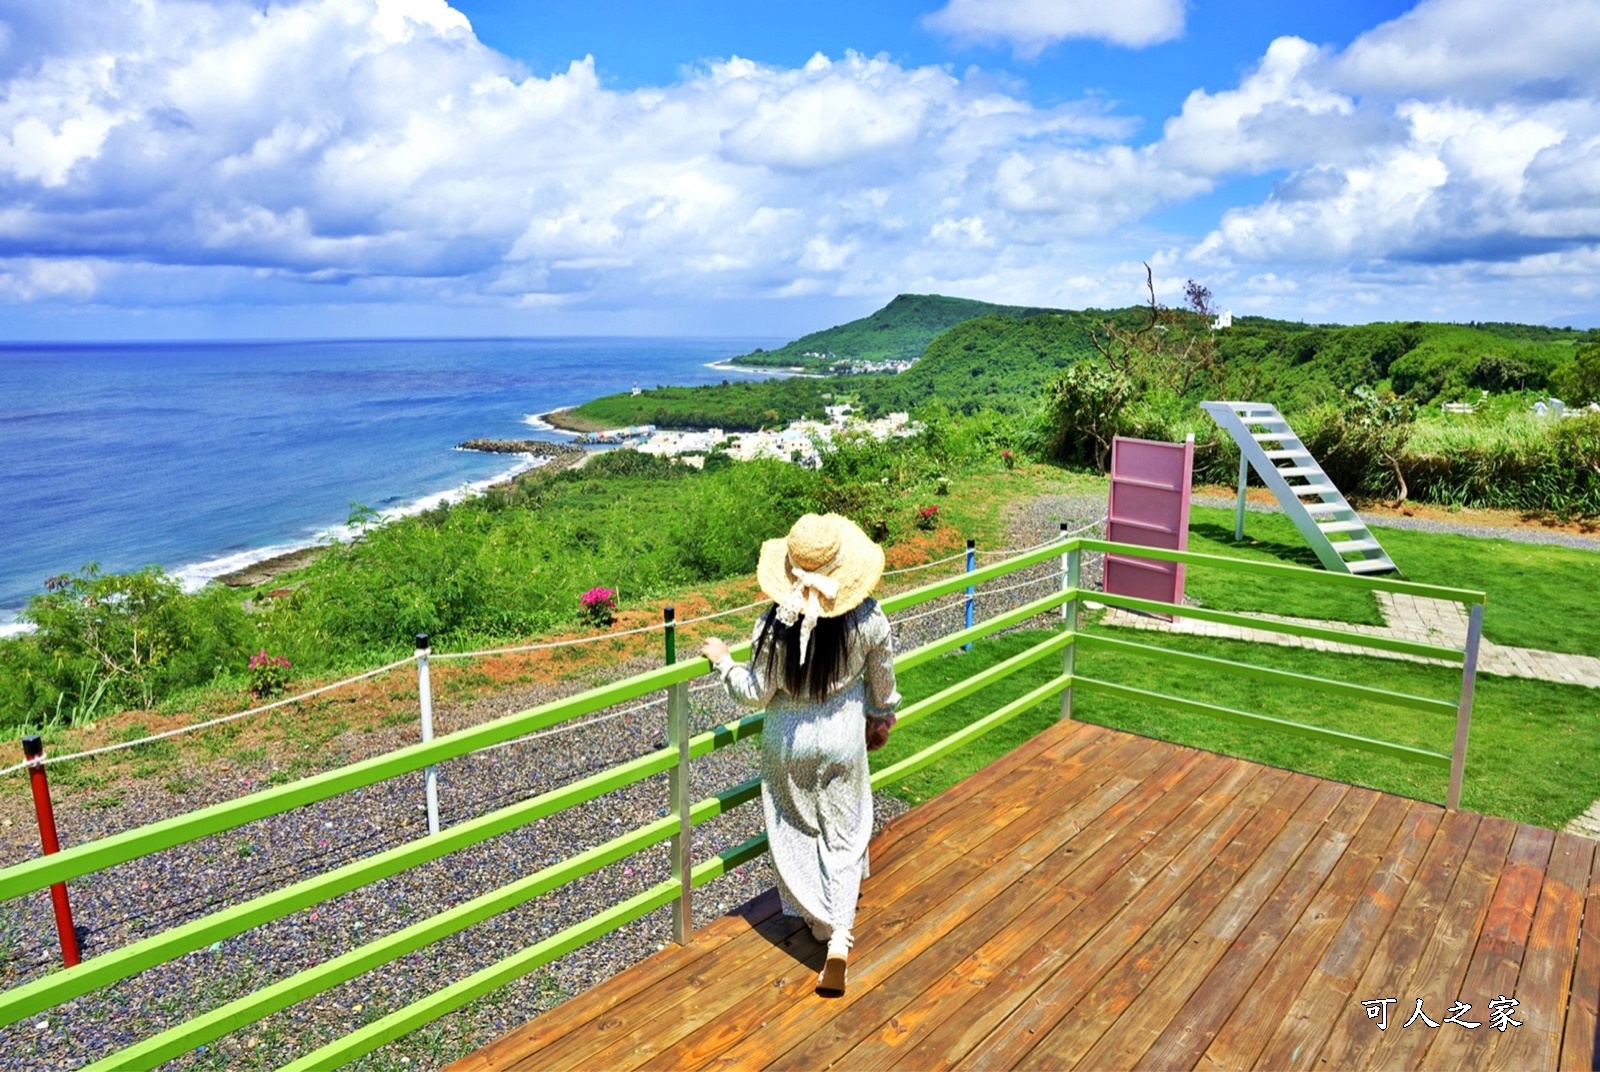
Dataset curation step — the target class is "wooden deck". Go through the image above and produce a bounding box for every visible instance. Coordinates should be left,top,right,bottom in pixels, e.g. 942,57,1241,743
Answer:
453,720,1600,1071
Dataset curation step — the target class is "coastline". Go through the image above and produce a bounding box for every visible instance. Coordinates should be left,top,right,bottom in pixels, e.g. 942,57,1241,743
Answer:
209,441,589,588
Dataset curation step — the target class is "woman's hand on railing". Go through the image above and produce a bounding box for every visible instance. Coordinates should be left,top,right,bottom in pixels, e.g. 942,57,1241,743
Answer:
700,637,730,665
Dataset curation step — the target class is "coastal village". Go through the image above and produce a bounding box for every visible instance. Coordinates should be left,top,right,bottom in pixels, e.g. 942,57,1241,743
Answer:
569,403,917,468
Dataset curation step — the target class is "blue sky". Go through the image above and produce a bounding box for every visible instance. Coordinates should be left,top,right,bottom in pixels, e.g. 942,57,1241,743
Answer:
1,0,1597,339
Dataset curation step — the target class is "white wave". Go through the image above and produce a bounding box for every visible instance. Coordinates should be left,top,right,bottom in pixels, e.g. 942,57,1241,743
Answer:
0,617,36,638
523,411,583,436
704,360,809,378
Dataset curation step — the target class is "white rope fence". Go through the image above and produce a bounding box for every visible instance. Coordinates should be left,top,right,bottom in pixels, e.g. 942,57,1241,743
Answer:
5,531,1090,776
882,549,970,576
430,599,770,662
0,656,416,778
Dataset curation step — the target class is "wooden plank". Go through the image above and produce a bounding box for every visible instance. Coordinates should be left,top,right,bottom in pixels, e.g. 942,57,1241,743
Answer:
512,910,810,1070
643,736,1184,1068
867,724,1127,883
1416,823,1555,1070
951,768,1311,1072
686,743,1214,1072
1310,809,1491,1069
1115,785,1382,1071
790,756,1275,1071
1560,840,1600,1071
1349,814,1518,1070
1192,792,1411,1071
1065,779,1353,1071
444,889,782,1072
1495,833,1594,1070
662,742,1211,1072
1252,800,1442,1070
469,720,1111,1071
869,720,1101,852
919,763,1300,1072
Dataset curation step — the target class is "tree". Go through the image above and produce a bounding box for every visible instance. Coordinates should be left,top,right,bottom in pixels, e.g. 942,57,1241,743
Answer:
1552,342,1600,405
1089,264,1219,397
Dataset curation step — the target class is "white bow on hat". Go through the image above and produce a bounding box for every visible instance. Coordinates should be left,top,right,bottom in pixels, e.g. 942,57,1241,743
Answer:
774,553,840,665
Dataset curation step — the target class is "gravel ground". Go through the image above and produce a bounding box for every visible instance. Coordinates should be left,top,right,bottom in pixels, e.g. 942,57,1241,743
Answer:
0,495,1108,1072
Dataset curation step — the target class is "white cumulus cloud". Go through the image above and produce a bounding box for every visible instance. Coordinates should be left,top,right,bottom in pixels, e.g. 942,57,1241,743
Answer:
924,0,1186,56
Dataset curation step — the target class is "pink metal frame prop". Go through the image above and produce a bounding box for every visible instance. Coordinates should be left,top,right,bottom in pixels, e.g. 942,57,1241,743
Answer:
1103,435,1195,612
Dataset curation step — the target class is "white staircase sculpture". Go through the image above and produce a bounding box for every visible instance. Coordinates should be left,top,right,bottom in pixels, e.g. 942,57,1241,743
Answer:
1201,401,1397,575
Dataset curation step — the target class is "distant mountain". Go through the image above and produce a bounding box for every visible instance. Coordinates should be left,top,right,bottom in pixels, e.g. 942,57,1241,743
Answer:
726,293,1045,372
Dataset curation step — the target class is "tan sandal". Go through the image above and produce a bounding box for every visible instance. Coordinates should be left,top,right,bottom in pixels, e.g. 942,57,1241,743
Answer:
817,954,848,996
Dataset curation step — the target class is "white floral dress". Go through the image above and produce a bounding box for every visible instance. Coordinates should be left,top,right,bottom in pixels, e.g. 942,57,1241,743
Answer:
715,599,901,945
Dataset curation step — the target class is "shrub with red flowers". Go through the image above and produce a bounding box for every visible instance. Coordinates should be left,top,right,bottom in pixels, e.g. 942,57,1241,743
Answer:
915,505,940,531
247,649,292,698
580,586,618,627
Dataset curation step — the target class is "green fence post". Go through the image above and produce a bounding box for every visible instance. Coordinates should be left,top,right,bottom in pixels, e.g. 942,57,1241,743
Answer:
1448,602,1484,811
663,606,693,944
1061,523,1079,720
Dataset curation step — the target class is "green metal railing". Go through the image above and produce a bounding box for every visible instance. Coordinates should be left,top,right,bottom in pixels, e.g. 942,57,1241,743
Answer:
0,536,1485,1070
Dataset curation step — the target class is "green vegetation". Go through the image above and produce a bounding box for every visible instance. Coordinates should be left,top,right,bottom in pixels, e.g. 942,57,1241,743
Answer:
569,376,835,432
1182,512,1384,626
572,292,1600,516
0,425,986,731
1190,501,1600,659
726,293,1041,372
876,630,1064,805
876,618,1599,829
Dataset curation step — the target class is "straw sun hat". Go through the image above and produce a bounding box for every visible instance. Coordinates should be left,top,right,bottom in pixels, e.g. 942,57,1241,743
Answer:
757,513,885,663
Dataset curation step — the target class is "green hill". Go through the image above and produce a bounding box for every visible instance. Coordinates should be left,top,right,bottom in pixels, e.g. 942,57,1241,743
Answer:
727,293,1042,372
568,294,1597,433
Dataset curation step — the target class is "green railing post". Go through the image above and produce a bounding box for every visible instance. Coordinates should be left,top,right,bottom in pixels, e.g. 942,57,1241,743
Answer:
663,606,693,944
1448,602,1484,811
415,634,439,837
1061,523,1079,720
1234,453,1249,541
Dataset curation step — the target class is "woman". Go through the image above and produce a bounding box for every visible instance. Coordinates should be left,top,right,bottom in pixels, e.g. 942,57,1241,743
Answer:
701,513,900,996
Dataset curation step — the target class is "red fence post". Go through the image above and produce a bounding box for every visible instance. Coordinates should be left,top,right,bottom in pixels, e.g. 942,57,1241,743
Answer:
22,735,80,967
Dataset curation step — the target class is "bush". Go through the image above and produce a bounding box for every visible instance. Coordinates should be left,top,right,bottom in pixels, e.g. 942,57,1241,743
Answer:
246,649,292,698
12,566,251,727
1552,342,1600,405
1041,361,1136,469
1296,389,1416,501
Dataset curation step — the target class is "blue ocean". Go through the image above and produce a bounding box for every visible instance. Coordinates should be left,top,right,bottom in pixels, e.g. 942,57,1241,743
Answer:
0,337,785,629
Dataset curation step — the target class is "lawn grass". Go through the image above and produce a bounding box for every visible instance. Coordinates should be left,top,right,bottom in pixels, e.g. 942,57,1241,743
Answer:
872,630,1065,806
1187,503,1600,659
1183,508,1384,625
1372,524,1600,657
875,622,1600,830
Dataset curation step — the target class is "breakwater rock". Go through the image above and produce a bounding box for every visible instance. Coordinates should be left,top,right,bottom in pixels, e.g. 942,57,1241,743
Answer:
456,439,586,459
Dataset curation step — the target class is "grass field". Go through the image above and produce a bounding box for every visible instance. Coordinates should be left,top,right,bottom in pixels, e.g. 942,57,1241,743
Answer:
877,624,1600,830
1185,503,1600,658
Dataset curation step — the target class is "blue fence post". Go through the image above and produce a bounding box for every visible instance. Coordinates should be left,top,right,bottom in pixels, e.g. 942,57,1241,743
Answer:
963,539,976,652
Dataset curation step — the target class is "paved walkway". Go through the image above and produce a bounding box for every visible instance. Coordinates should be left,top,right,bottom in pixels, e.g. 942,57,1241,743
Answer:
1095,589,1600,839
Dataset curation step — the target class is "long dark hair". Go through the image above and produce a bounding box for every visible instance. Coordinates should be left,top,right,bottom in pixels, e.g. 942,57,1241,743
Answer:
752,603,863,704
